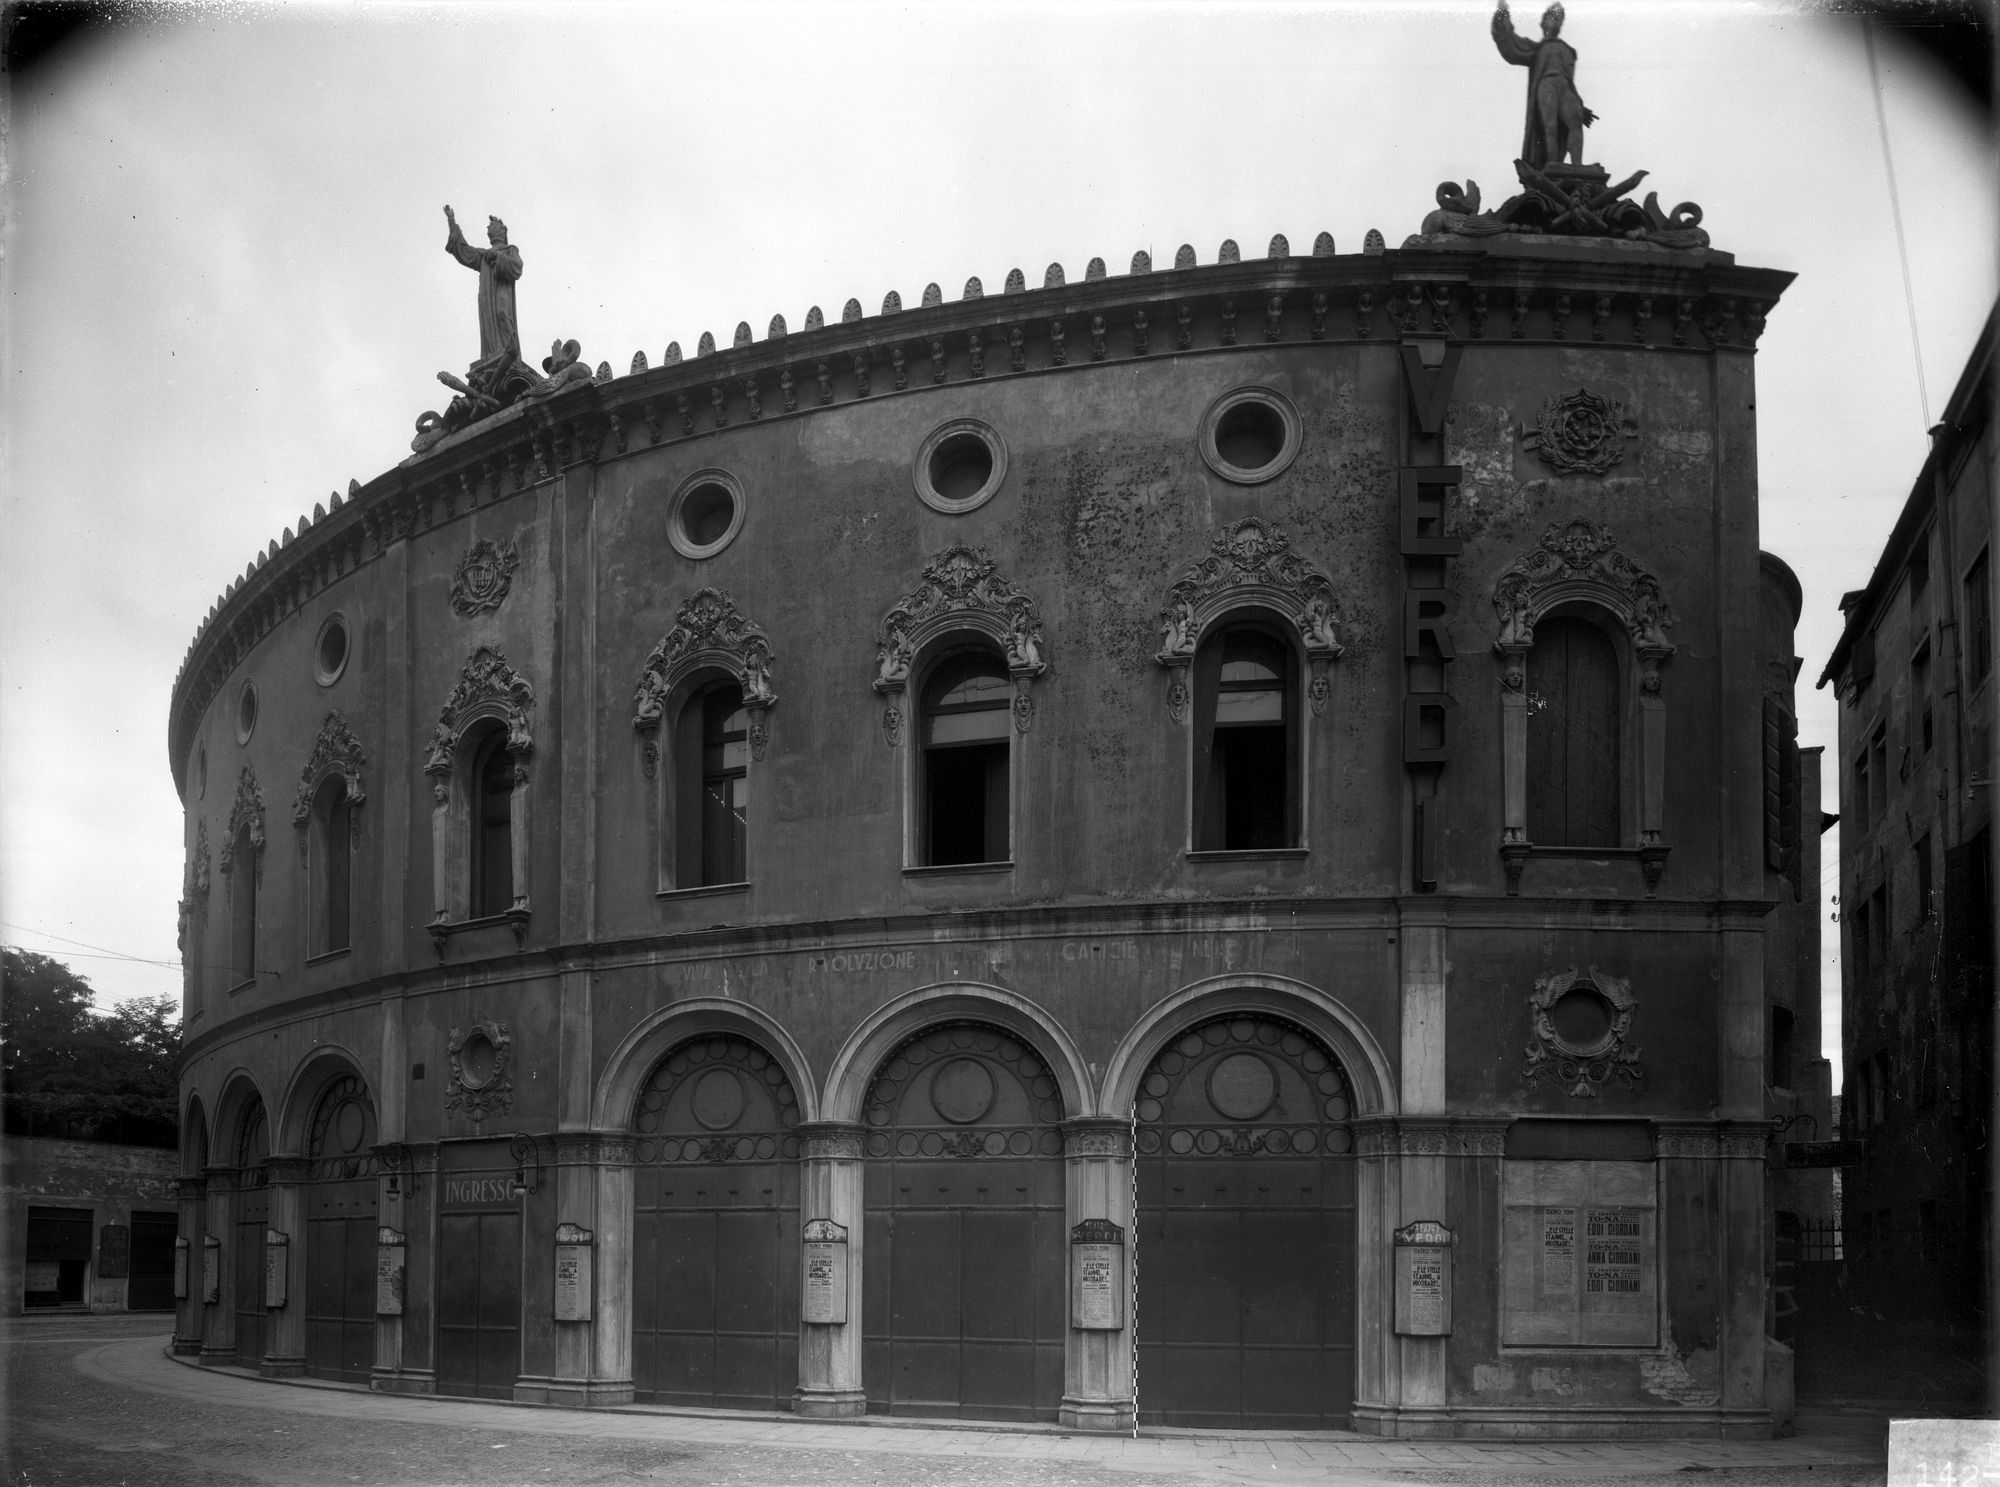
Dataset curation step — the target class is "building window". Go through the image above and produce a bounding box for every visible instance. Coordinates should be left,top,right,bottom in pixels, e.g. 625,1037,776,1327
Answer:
229,823,257,989
1193,625,1298,850
1871,883,1889,973
1525,614,1621,846
1911,641,1931,754
1769,1005,1795,1091
1908,531,1930,609
1967,549,1992,686
1852,896,1872,986
1854,747,1871,827
1916,833,1934,924
920,651,1011,866
667,468,747,560
676,682,749,887
1871,1051,1890,1127
310,777,352,956
1869,726,1888,822
470,726,515,919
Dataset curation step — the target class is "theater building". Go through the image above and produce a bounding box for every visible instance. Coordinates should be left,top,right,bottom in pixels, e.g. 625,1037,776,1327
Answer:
169,148,1811,1432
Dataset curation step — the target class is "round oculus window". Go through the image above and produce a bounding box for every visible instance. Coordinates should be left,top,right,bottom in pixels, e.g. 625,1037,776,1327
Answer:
930,1057,997,1124
235,681,258,744
1198,385,1302,484
1549,985,1618,1057
459,1030,499,1089
913,419,1008,514
667,469,746,559
314,612,350,686
195,742,208,799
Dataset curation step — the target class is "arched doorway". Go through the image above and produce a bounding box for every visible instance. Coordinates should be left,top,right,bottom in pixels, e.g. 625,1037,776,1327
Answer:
232,1097,270,1368
303,1074,379,1382
862,1023,1065,1421
630,1035,801,1408
1134,1014,1356,1428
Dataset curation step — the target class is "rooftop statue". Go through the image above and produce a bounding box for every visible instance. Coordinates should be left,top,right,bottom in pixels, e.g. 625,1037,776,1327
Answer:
1491,0,1595,171
412,208,605,456
1405,2,1710,251
445,206,524,366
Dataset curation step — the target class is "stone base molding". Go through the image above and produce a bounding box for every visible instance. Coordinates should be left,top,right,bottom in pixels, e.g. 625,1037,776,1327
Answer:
793,1386,868,1419
1059,1396,1137,1432
516,1376,635,1408
369,1367,436,1395
170,1335,203,1357
1352,1404,1773,1440
259,1354,307,1379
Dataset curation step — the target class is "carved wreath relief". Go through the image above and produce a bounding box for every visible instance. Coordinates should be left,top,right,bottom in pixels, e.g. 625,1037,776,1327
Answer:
1156,518,1343,720
1521,388,1638,476
1522,967,1642,1098
449,538,520,618
446,1021,514,1122
874,547,1047,744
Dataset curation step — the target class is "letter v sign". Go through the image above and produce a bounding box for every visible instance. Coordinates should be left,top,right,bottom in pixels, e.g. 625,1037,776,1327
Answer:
1399,342,1464,436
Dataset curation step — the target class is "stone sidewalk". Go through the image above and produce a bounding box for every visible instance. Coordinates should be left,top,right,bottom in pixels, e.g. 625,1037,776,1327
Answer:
64,1335,1889,1481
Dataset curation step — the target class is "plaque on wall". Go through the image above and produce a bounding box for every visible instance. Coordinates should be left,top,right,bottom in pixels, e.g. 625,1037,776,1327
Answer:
1501,1159,1657,1347
1069,1219,1125,1331
553,1223,593,1322
801,1218,848,1325
201,1234,222,1304
1393,1219,1454,1336
98,1224,131,1280
264,1229,289,1309
174,1236,190,1300
375,1226,407,1317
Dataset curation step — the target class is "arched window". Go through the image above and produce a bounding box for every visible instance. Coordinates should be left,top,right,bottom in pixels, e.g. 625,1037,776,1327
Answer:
1193,624,1299,850
229,822,258,988
471,726,515,918
310,777,352,956
920,651,1011,865
676,681,749,887
1525,614,1621,846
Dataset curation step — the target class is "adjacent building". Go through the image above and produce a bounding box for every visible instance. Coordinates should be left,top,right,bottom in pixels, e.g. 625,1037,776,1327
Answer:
1817,307,1996,1405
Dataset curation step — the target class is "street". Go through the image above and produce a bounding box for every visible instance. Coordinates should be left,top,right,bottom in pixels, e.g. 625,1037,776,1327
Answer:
2,1316,1890,1487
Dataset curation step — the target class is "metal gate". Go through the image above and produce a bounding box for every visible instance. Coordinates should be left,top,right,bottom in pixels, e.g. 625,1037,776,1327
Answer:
862,1024,1065,1422
1135,1014,1356,1428
128,1211,180,1312
304,1075,379,1382
436,1155,522,1401
630,1035,801,1408
234,1100,271,1368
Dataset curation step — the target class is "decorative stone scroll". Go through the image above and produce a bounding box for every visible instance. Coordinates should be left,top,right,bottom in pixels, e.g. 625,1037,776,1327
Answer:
631,588,777,761
219,767,265,879
449,538,520,617
1155,518,1344,721
291,712,367,863
873,547,1048,743
446,1021,514,1122
1521,388,1637,475
1522,967,1641,1098
425,647,535,781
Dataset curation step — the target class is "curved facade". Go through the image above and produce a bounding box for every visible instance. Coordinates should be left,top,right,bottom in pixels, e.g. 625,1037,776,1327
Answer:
169,230,1801,1435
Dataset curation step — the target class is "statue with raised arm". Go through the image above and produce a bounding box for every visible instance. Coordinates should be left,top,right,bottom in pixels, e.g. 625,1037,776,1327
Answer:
444,205,524,364
1492,0,1596,169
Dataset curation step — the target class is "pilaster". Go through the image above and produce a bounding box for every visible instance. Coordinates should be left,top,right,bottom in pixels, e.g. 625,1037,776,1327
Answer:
172,1175,206,1356
370,1142,436,1394
259,1156,311,1376
198,1165,237,1365
793,1122,866,1417
1059,1118,1135,1432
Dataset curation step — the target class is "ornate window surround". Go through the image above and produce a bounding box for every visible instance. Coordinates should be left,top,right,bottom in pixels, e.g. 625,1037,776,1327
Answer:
1491,518,1674,894
218,766,264,993
424,647,534,946
630,587,777,895
1153,518,1343,853
293,712,366,961
873,547,1048,870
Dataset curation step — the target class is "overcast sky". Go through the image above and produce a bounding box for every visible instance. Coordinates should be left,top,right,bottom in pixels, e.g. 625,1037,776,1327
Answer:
2,2,1993,1083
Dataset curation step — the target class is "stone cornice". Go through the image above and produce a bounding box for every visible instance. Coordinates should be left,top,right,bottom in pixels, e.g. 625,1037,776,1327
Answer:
167,243,1792,796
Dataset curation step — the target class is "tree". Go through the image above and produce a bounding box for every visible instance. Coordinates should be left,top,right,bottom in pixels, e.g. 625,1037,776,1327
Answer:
1,949,181,1145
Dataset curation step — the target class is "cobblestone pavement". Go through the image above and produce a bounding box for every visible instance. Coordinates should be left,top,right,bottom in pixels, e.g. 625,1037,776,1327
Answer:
3,1316,1889,1487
